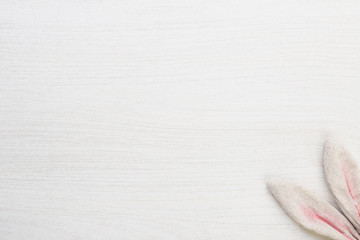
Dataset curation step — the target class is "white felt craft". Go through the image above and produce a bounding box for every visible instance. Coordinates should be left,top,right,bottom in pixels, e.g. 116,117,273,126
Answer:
268,141,360,240
324,141,360,233
268,180,359,240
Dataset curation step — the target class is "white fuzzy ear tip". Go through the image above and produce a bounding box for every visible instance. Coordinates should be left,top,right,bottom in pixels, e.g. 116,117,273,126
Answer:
325,138,343,148
267,178,287,194
266,179,276,192
324,139,345,155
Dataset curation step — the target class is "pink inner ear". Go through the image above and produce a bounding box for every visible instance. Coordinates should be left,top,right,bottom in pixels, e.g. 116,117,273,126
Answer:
342,163,360,220
302,206,355,240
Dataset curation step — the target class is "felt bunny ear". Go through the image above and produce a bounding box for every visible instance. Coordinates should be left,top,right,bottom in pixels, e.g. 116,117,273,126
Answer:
324,140,360,232
268,180,360,240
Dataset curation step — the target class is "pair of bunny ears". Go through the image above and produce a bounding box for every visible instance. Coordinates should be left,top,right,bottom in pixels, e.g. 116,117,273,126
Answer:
268,141,360,240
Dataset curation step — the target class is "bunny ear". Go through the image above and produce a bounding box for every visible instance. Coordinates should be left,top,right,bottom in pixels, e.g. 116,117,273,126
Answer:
324,140,360,232
268,180,360,240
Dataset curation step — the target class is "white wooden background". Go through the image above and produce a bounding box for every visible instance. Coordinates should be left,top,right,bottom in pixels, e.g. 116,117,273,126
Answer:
2,0,360,239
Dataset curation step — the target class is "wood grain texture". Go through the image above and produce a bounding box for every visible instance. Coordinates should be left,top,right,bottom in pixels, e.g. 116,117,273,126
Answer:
2,0,360,239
